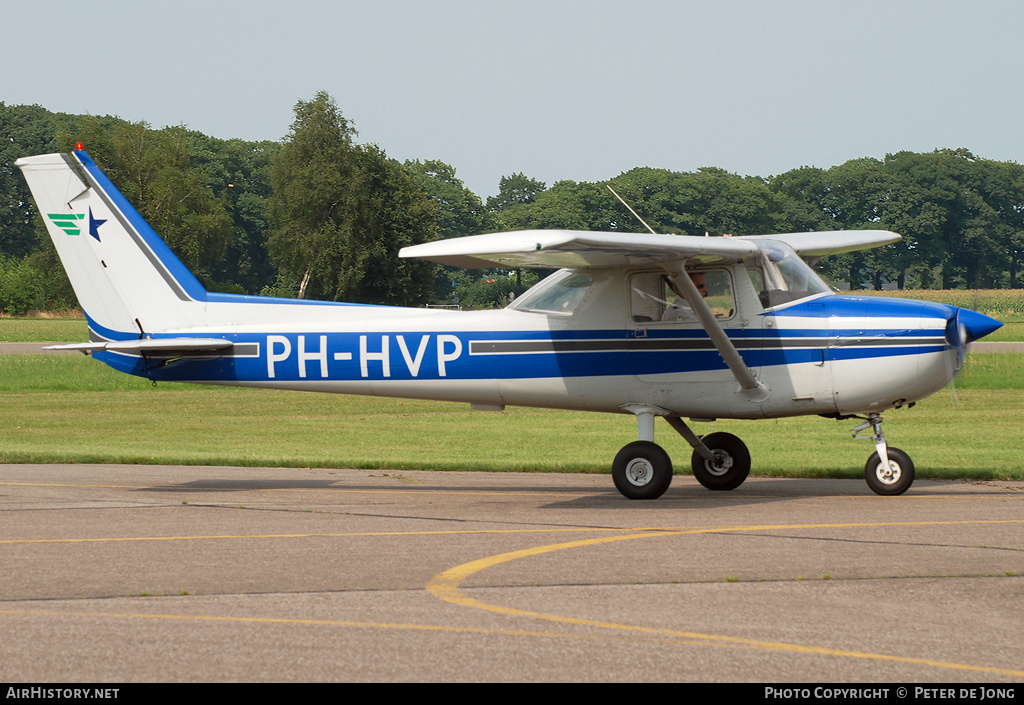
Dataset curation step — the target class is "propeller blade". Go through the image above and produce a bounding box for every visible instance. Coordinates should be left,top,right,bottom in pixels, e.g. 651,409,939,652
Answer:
945,309,966,371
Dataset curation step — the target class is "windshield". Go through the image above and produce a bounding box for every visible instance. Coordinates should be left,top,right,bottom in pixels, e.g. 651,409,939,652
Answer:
509,270,593,314
752,241,831,308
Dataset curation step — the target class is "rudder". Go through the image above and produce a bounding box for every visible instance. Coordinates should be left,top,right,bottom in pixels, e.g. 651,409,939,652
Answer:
16,151,207,338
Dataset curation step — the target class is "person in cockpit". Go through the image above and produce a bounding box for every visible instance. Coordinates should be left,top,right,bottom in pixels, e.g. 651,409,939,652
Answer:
662,272,707,321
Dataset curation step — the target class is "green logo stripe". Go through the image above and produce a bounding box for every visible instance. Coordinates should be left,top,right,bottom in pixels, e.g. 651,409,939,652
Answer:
47,213,85,236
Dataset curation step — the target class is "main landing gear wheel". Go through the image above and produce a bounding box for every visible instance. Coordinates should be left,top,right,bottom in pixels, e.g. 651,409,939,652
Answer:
691,432,751,491
612,441,673,500
864,447,914,496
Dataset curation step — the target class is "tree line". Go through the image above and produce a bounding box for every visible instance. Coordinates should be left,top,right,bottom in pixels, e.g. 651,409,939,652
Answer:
2,96,1023,315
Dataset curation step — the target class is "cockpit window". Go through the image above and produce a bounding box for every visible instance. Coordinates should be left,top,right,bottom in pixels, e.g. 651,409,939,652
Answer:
509,270,593,314
752,241,831,309
629,269,734,324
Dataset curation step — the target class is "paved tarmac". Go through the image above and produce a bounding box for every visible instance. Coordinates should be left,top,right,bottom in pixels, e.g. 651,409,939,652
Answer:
0,463,1021,682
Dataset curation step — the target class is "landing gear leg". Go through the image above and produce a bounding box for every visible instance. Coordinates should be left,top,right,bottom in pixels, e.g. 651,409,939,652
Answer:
665,417,751,491
612,406,673,500
851,413,915,495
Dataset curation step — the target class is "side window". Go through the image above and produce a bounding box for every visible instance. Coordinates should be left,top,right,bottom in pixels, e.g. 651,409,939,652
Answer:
747,266,765,293
746,266,767,310
699,270,735,319
512,271,593,314
630,270,734,323
629,272,664,322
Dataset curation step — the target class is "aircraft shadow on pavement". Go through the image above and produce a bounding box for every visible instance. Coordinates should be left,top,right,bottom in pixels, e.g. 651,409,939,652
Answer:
128,476,992,508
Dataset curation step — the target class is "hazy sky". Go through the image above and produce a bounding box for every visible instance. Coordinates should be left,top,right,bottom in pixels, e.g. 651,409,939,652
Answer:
4,1,1023,197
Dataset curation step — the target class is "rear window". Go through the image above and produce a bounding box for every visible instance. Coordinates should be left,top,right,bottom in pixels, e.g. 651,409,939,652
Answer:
510,271,593,314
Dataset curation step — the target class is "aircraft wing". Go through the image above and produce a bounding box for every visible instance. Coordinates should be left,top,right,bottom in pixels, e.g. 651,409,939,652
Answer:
399,230,759,269
400,229,899,269
739,230,900,257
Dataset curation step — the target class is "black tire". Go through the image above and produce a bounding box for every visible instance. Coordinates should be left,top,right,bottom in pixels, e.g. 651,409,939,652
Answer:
690,432,750,491
612,441,673,500
864,447,914,495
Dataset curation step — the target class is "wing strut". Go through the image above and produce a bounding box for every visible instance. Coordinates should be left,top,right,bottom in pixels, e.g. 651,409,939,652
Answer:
669,264,771,403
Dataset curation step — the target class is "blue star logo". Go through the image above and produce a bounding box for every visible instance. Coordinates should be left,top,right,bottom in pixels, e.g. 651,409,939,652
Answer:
88,208,106,242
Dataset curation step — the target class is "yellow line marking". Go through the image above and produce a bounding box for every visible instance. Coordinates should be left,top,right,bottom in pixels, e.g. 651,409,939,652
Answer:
2,507,1022,675
0,607,780,651
0,607,585,638
426,521,1024,679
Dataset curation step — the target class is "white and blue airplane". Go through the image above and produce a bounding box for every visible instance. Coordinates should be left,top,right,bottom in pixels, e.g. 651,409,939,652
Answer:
17,149,1002,499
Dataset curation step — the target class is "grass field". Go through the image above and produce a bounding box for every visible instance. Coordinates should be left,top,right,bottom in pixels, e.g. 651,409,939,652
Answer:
0,317,87,342
1,352,1021,479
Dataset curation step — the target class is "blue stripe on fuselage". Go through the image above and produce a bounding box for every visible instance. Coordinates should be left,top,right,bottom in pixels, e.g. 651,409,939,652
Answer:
84,312,137,342
84,291,955,382
90,327,950,384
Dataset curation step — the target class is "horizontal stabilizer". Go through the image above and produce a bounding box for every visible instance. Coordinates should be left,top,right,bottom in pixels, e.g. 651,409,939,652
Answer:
44,338,235,355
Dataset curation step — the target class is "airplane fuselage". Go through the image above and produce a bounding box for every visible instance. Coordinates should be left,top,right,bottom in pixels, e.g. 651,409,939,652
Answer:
18,149,1001,498
94,265,962,421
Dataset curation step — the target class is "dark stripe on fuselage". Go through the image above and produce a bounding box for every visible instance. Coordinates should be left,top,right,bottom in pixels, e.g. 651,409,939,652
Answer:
136,343,260,359
470,335,946,355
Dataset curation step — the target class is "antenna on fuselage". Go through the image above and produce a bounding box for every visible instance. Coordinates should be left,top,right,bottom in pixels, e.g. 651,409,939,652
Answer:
606,185,658,235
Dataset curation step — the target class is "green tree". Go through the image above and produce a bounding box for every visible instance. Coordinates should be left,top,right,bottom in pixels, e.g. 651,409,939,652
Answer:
609,167,781,236
268,92,437,305
772,158,892,289
343,145,436,305
825,158,895,289
0,254,41,315
403,159,497,302
0,103,63,258
494,179,617,232
191,134,281,294
767,166,833,233
878,149,1016,289
449,269,540,310
488,173,553,232
487,172,546,212
268,91,359,299
71,118,233,280
404,159,492,238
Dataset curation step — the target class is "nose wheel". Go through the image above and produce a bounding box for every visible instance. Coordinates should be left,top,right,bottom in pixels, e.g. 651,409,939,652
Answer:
852,413,915,495
864,447,914,495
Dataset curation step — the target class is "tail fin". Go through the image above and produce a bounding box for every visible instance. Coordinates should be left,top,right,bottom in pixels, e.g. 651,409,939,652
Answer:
15,150,207,338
